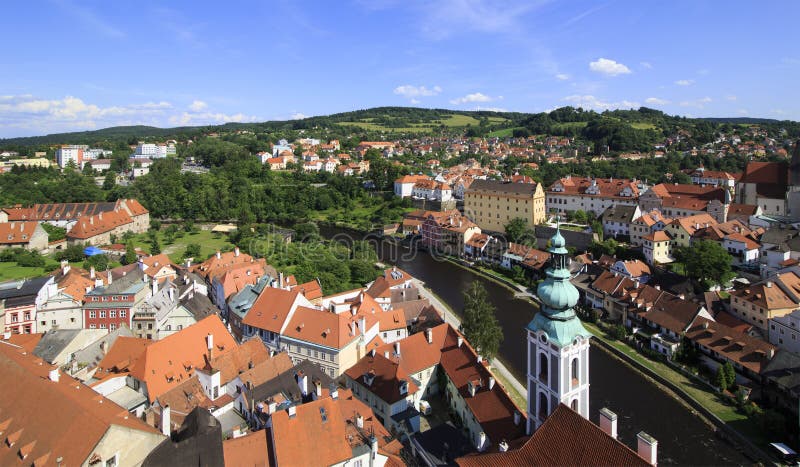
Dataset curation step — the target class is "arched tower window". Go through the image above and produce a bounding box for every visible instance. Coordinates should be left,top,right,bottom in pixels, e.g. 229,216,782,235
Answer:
571,358,579,388
539,353,548,383
571,398,578,411
538,392,548,420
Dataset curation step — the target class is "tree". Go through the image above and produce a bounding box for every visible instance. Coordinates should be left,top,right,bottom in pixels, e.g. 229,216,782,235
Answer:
102,171,116,190
504,217,529,244
680,240,734,288
460,282,503,360
723,361,736,388
150,237,161,255
714,365,728,391
123,241,137,265
183,243,201,260
83,254,109,271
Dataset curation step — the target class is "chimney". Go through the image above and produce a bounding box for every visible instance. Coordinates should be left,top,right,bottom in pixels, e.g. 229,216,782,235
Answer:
425,327,433,344
359,316,366,334
477,432,487,452
168,287,174,301
152,277,158,296
288,405,296,419
499,440,509,452
637,432,658,465
268,400,277,414
185,259,191,268
514,411,521,425
356,413,364,429
89,266,96,279
315,379,322,398
215,251,221,260
206,333,214,361
477,355,483,364
296,371,308,395
370,348,376,357
48,368,60,382
457,336,463,347
278,272,284,289
384,351,390,359
234,247,240,257
107,269,112,284
161,405,171,436
488,376,495,390
678,294,685,300
468,381,478,397
100,340,108,354
61,260,70,274
330,383,339,400
599,408,618,439
2,330,10,340
394,341,400,356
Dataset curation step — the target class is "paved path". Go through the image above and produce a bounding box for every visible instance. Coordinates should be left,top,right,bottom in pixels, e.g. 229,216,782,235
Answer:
411,278,529,400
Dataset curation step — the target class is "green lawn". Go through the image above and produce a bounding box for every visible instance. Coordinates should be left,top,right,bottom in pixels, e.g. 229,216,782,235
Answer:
630,122,657,130
488,127,520,137
492,369,527,410
337,114,509,133
127,229,234,264
551,121,588,131
0,258,87,282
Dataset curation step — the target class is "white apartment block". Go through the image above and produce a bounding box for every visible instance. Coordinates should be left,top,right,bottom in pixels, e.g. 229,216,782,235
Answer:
56,145,86,168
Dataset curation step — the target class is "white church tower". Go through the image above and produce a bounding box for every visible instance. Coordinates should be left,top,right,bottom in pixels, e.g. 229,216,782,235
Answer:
526,225,591,434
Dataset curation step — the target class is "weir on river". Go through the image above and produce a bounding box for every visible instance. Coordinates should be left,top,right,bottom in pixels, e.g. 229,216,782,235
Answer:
318,226,752,465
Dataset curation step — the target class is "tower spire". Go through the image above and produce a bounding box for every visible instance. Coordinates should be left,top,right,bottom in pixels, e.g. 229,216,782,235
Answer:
526,226,591,434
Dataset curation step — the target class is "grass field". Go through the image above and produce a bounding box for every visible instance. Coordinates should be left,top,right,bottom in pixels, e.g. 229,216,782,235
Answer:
337,114,509,133
487,127,520,137
127,229,235,264
0,259,88,281
630,122,657,130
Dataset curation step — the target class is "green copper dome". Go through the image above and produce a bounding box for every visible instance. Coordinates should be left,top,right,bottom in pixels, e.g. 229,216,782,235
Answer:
528,225,590,346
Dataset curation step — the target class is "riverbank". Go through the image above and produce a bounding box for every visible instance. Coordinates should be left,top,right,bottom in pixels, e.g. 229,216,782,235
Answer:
410,277,529,410
435,253,770,461
583,321,772,462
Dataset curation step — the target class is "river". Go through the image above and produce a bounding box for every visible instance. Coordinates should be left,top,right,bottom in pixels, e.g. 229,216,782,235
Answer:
319,226,752,465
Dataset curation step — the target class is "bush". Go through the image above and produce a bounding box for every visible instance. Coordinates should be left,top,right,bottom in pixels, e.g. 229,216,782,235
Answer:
607,324,627,340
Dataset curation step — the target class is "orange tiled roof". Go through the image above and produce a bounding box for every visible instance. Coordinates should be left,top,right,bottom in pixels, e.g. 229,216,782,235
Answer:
0,221,40,245
223,430,270,467
345,353,419,404
96,336,153,374
242,287,302,333
0,342,162,466
685,317,775,374
67,209,133,240
129,315,238,402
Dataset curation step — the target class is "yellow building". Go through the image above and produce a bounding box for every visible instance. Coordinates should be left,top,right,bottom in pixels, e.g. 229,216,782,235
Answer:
730,270,800,331
464,179,546,233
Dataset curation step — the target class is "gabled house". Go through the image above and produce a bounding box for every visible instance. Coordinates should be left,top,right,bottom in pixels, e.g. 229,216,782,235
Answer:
601,205,641,239
0,341,165,466
0,276,54,335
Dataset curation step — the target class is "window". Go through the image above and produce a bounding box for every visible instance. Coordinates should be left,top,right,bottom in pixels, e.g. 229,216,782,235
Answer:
539,353,548,383
100,311,106,318
10,313,18,323
120,310,126,318
110,324,116,331
110,311,116,318
90,324,97,329
100,324,107,329
23,312,31,321
571,358,579,387
51,320,56,325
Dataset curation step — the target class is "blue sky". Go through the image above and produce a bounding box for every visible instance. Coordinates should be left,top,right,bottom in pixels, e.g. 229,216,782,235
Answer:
1,0,799,137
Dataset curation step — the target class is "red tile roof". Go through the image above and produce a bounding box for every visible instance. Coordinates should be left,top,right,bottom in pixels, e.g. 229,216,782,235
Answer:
67,209,133,240
685,317,775,374
0,221,40,245
242,288,302,333
456,404,649,466
223,430,270,467
129,315,238,402
0,342,162,466
345,353,419,404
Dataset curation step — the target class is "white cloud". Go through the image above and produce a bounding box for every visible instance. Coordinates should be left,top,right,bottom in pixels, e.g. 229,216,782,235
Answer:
588,58,631,77
188,100,208,112
640,61,653,69
169,111,259,126
564,95,638,110
290,112,307,120
472,106,507,112
644,97,669,105
678,97,712,108
410,99,421,105
393,84,442,99
674,79,694,86
725,95,737,101
450,92,497,105
555,73,570,81
0,95,175,136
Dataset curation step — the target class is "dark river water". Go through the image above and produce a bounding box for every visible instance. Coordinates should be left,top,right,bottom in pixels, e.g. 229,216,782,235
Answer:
319,226,753,465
